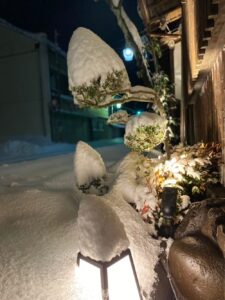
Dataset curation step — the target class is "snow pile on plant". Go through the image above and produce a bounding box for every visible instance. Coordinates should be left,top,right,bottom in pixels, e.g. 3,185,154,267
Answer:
74,141,108,195
67,27,156,108
67,27,130,107
118,142,222,231
125,112,167,152
77,196,129,262
73,142,161,299
107,110,129,124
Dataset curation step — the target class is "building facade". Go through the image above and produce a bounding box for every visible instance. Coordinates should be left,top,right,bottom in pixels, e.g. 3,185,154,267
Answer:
0,19,123,144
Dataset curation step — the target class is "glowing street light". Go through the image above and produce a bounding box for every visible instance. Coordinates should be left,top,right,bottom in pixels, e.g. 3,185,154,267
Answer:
122,47,134,61
77,249,142,300
76,198,143,300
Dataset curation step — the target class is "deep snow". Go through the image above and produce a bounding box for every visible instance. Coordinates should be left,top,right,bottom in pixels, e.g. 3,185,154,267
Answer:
0,144,128,300
0,143,161,300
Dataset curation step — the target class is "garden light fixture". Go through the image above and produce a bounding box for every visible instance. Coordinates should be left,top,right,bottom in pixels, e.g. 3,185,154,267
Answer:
77,249,143,300
76,197,145,300
160,187,177,237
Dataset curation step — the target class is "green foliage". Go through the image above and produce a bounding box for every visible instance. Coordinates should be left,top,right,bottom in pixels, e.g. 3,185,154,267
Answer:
145,37,162,59
152,71,176,113
72,70,126,107
125,124,166,153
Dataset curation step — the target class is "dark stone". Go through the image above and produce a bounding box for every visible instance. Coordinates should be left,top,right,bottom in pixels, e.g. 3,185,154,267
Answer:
168,197,225,300
169,234,225,300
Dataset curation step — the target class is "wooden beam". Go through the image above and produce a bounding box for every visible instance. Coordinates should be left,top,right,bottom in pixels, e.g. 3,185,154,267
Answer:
202,31,212,41
199,48,206,55
149,32,181,38
205,18,215,31
208,3,219,19
200,40,208,49
148,6,182,28
163,7,182,24
198,53,205,60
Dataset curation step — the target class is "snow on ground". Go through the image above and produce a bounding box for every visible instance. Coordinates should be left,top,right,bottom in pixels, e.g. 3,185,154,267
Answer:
0,141,162,299
0,143,129,300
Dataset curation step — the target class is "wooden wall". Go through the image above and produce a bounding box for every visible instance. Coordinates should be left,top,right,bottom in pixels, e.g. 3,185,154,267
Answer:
182,0,225,183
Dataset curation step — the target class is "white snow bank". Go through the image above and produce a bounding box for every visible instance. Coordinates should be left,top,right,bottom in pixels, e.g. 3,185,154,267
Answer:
0,188,79,300
77,195,129,262
67,27,130,89
0,137,74,163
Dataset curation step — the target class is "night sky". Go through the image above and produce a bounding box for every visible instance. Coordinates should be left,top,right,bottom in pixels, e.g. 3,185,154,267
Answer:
0,0,143,60
0,0,146,102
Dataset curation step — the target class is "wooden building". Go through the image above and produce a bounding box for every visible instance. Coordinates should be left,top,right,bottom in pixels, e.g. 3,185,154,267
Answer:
138,0,225,184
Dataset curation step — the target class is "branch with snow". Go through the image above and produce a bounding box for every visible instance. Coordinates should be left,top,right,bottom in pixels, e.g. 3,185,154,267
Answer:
100,0,166,117
67,27,156,108
107,110,129,124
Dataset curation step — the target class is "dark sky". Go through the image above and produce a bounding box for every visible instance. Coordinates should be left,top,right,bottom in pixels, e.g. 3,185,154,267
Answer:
0,0,144,84
0,0,143,53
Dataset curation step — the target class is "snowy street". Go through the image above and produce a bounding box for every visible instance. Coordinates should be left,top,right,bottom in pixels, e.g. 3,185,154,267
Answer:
0,144,129,300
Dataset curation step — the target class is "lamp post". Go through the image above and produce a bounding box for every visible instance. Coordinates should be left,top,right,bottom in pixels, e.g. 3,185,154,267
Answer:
77,249,143,300
159,187,177,238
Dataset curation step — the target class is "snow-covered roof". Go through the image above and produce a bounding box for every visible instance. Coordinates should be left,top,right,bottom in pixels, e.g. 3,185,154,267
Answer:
0,17,66,57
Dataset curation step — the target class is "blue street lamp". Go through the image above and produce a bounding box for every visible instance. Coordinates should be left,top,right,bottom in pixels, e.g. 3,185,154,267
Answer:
123,48,134,62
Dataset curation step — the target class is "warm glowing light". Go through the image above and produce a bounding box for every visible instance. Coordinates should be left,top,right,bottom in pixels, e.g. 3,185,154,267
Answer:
108,255,141,300
123,48,134,61
77,250,142,300
78,258,102,300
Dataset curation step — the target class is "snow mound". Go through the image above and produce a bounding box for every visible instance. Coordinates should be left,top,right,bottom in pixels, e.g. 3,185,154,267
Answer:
74,141,106,187
67,27,130,89
77,196,129,262
105,190,161,299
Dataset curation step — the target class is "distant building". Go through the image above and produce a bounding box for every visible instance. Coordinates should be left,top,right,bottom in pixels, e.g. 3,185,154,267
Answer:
0,19,123,143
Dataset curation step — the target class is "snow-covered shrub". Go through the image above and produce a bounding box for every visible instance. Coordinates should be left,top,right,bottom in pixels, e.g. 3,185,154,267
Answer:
118,143,222,233
67,27,131,107
124,112,167,153
107,110,129,124
136,144,221,227
74,141,108,195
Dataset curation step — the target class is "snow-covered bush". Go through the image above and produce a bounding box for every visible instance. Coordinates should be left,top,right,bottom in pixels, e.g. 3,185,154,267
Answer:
132,143,222,230
107,110,129,124
124,112,167,153
74,141,108,195
67,27,130,107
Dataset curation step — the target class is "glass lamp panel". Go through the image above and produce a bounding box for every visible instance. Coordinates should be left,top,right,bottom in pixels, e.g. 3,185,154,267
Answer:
78,258,102,300
107,254,141,300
